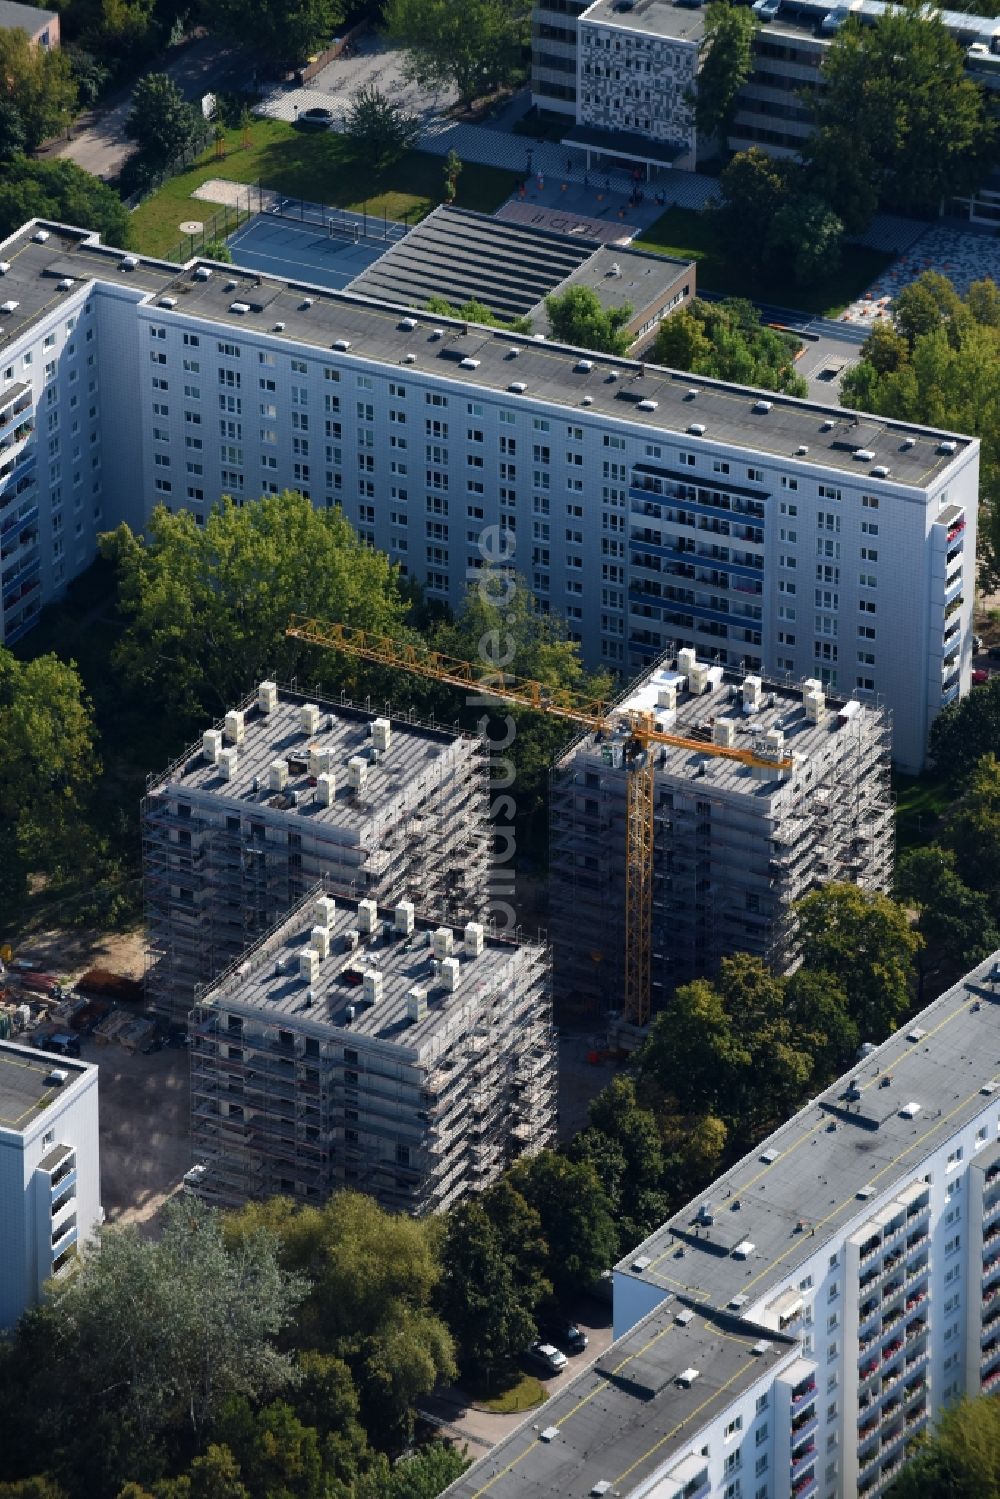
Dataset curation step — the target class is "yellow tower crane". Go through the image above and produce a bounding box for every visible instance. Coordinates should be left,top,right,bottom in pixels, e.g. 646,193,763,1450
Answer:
286,615,793,1031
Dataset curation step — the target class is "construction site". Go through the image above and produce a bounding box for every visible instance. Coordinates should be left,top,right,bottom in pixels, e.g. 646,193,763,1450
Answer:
188,886,555,1214
549,651,894,1021
142,682,488,1022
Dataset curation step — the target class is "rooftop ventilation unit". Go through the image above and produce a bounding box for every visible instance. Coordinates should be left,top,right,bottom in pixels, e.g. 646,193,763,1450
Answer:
901,436,915,450
675,1309,694,1326
398,316,417,331
33,229,50,243
406,984,428,1022
607,369,619,381
315,771,335,805
403,352,416,363
729,1293,749,1310
268,759,288,791
314,894,336,928
906,1027,926,1043
311,924,330,960
899,1101,922,1119
752,1339,772,1355
982,1080,999,1095
357,898,377,934
939,439,957,455
273,321,285,332
686,388,700,400
395,901,415,936
299,947,319,984
732,1240,755,1259
676,1368,700,1388
631,1254,652,1272
609,263,622,277
301,296,313,309
347,755,367,792
258,679,278,714
459,357,480,370
509,381,527,393
591,1485,613,1497
857,1183,877,1200
688,422,706,436
637,399,658,412
224,709,245,744
0,300,18,314
218,746,238,780
194,266,212,280
871,465,891,478
464,920,484,956
203,728,223,764
300,702,320,735
760,1148,779,1164
372,717,391,752
440,955,460,992
58,277,74,291
159,297,177,309
333,338,351,351
582,395,594,405
576,359,593,372
820,418,835,432
363,969,383,1005
429,328,444,340
229,301,250,314
120,255,139,271
432,927,453,959
45,1068,68,1085
754,399,772,413
0,261,10,275
853,448,875,462
796,444,808,455
539,1427,560,1443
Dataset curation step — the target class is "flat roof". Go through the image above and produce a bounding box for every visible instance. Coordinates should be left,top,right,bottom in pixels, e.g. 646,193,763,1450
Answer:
530,244,692,334
581,0,708,43
149,685,472,834
570,659,883,796
581,0,1000,48
197,890,541,1058
444,1301,797,1499
0,221,973,485
616,951,1000,1314
0,1042,90,1133
0,0,58,28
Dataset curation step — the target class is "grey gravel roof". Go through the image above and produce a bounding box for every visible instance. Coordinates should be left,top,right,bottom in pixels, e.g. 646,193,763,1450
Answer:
0,1042,90,1132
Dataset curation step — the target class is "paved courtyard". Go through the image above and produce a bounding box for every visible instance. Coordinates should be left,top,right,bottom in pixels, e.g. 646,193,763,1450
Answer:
258,33,455,127
839,222,1000,326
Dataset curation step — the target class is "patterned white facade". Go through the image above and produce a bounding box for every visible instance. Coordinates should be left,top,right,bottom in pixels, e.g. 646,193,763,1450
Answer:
577,17,698,162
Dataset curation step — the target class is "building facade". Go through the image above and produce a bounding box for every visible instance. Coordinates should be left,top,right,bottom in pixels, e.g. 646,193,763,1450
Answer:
143,682,488,1020
0,0,60,48
0,221,979,771
445,952,1000,1499
0,1041,100,1330
550,654,893,1015
535,0,1000,169
189,886,555,1214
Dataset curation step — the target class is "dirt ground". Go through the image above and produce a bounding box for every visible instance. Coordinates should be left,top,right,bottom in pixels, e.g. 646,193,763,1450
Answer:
78,1037,192,1235
4,924,146,987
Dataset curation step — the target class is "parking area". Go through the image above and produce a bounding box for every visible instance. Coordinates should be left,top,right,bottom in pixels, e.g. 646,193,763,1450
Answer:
259,33,456,128
226,208,404,291
82,1036,191,1235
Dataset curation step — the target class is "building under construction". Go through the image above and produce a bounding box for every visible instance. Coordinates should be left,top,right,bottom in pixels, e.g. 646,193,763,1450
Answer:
143,683,488,1020
189,886,555,1214
549,651,894,1017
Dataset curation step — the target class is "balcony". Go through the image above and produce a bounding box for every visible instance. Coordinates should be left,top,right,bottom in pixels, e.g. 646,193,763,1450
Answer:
790,1409,818,1443
791,1467,816,1499
791,1440,816,1471
791,1378,817,1407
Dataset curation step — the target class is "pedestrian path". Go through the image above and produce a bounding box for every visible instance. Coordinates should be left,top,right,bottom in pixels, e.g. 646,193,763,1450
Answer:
845,213,930,255
838,221,1000,326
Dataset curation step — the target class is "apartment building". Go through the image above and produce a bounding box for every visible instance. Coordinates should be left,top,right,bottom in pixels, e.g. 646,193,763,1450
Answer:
189,886,555,1214
0,1041,100,1330
0,221,979,770
550,653,892,1014
0,0,60,48
143,682,487,1020
536,0,1000,167
445,951,1000,1499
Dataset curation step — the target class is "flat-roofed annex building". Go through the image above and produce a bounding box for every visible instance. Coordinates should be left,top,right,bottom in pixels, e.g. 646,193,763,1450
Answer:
0,219,978,771
189,886,555,1214
445,951,1000,1499
550,651,893,1014
0,1041,100,1330
143,682,488,1020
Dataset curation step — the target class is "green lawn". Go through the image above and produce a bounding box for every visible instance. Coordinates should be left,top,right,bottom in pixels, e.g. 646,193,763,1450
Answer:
893,770,955,853
130,118,519,258
476,1374,549,1414
636,206,894,318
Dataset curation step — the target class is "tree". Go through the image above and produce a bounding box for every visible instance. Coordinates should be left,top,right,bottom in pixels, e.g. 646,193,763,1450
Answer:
213,1402,326,1499
896,843,1000,983
209,0,344,70
808,6,994,222
713,147,791,271
768,192,844,288
125,73,207,167
0,1483,68,1499
508,1152,618,1301
102,493,410,724
782,967,858,1082
0,28,77,150
384,0,532,106
0,649,100,904
443,148,462,202
930,679,1000,784
947,754,1000,903
795,884,921,1040
886,1393,1000,1499
0,99,25,159
571,1077,670,1251
544,285,632,356
0,1199,304,1497
653,297,808,396
0,156,130,247
438,1202,536,1383
694,1,757,142
344,84,420,170
425,294,531,333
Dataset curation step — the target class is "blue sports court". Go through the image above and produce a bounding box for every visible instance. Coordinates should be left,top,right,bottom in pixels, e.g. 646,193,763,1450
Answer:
226,204,408,292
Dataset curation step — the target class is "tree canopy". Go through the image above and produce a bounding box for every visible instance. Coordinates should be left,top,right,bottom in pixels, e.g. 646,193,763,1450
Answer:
344,84,420,170
807,3,994,223
694,1,757,142
384,0,531,106
929,674,1000,779
209,0,344,69
125,73,208,167
794,883,920,1039
0,28,77,150
0,157,131,248
712,148,845,288
544,285,633,356
653,297,808,396
886,1394,1000,1499
101,493,410,724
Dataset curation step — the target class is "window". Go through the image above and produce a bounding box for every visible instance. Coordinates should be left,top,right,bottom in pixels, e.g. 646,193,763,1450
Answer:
781,476,798,491
755,1423,768,1446
183,333,200,348
217,341,241,358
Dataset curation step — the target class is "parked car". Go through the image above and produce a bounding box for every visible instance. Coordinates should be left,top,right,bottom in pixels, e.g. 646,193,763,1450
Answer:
524,1341,568,1376
539,1318,589,1355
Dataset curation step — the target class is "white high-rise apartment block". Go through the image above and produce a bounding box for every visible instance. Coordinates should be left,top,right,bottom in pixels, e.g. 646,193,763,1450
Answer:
0,1041,101,1330
444,952,1000,1499
0,221,978,770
